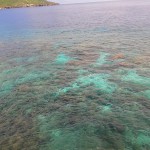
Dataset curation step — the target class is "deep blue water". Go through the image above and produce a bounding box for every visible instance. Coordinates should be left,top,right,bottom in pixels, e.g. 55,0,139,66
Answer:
0,1,150,150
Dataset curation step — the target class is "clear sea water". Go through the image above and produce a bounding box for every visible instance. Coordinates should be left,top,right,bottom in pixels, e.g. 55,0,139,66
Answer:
0,1,150,150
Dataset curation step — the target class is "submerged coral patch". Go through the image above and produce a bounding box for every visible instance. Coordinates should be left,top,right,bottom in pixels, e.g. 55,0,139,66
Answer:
0,67,50,96
111,53,125,60
55,54,73,64
12,56,37,63
122,70,150,87
16,71,50,84
94,52,110,66
76,74,116,93
142,90,150,100
125,130,150,147
0,81,15,96
101,104,112,113
0,66,25,95
56,73,117,97
37,115,103,150
1,5,150,150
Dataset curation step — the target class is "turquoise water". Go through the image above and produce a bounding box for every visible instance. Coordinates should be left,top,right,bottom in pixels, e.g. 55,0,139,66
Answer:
0,1,150,150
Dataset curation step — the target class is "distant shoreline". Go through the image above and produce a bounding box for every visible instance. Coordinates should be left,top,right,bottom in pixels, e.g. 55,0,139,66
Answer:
0,4,59,10
0,2,59,10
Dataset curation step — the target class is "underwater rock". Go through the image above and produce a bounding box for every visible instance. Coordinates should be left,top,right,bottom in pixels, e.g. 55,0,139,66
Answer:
67,60,87,66
68,52,99,67
118,62,132,67
132,55,150,65
107,122,125,133
17,84,31,92
111,53,125,60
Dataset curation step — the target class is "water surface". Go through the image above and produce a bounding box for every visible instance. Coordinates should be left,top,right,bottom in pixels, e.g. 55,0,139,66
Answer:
0,1,150,150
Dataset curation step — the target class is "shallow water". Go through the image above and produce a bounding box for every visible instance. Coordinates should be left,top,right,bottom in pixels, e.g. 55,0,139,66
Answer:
0,1,150,150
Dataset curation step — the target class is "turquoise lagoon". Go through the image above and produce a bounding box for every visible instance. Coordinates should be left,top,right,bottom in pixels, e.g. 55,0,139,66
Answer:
0,1,150,150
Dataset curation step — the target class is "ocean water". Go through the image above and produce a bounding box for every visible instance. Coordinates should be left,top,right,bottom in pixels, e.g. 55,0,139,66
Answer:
0,1,150,150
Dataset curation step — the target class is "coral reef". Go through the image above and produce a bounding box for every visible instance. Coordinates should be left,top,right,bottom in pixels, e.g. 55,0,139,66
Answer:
0,16,150,150
122,70,150,87
55,54,73,65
